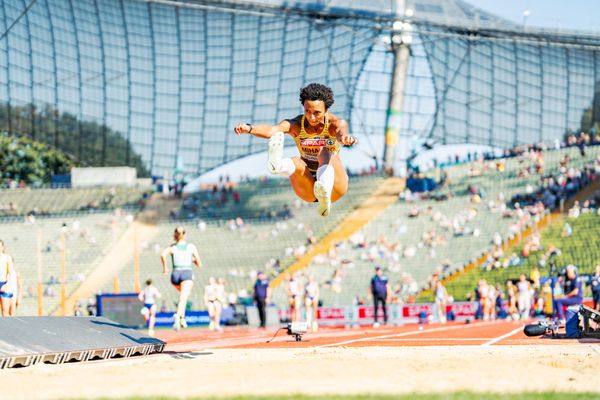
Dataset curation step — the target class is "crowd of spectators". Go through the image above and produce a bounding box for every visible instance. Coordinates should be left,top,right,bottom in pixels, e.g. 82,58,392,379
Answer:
175,175,299,221
0,186,143,218
465,262,594,323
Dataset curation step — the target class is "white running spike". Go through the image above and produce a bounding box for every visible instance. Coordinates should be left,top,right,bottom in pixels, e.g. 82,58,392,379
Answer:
313,181,331,217
267,131,284,174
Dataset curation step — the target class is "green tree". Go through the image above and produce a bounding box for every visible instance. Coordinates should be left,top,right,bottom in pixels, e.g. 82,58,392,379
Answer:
579,80,600,134
0,102,149,177
0,136,75,185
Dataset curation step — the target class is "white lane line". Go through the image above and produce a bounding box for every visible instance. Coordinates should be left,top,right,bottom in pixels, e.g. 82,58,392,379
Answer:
379,338,492,341
314,321,498,349
480,326,523,347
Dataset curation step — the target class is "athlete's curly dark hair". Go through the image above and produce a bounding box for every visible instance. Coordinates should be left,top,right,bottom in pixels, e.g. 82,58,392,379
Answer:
299,83,334,110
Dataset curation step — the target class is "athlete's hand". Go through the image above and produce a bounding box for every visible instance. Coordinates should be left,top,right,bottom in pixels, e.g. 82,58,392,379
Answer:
339,135,357,146
233,123,251,135
162,268,169,276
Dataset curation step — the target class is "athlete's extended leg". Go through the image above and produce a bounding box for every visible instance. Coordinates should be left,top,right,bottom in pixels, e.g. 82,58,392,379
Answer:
214,301,223,333
148,306,156,336
207,302,216,330
295,296,302,322
176,280,194,328
329,153,349,202
314,149,349,216
312,299,319,332
267,132,296,176
305,298,313,326
0,297,10,317
8,297,16,317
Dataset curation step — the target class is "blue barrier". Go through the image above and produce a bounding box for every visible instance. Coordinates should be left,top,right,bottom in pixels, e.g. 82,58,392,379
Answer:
154,311,210,327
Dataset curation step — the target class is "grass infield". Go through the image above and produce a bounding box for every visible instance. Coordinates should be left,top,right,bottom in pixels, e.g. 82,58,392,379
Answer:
94,393,600,400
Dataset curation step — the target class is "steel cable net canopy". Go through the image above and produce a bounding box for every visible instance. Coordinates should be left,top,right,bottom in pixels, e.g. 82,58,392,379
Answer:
1,0,600,176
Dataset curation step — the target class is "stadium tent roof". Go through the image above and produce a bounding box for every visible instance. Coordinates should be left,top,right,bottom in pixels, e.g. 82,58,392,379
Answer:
167,0,600,41
3,0,600,178
163,0,511,24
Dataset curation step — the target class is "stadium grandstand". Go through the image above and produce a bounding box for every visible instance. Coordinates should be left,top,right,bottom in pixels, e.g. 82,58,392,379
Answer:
0,0,598,316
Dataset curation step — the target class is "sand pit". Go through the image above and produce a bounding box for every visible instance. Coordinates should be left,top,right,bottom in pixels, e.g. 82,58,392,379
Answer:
1,345,598,399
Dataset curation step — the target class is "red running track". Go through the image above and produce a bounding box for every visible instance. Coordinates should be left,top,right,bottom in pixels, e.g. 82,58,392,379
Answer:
156,320,599,353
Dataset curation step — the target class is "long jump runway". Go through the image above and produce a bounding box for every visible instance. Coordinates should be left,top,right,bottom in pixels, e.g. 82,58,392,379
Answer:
159,320,600,352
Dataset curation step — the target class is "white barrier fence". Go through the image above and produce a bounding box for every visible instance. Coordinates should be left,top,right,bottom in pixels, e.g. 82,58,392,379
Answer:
278,301,479,327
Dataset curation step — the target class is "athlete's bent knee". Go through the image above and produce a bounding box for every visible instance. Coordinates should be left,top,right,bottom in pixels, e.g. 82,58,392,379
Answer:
317,147,332,165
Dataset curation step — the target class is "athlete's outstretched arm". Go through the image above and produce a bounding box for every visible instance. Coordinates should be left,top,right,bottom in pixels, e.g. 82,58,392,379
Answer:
331,118,357,146
233,119,291,139
160,247,172,275
0,256,13,292
191,244,202,268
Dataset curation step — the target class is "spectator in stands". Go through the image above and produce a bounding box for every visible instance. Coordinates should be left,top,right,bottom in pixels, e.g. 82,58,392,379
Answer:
554,265,584,324
568,201,581,218
0,240,17,317
474,280,488,320
204,277,224,333
517,274,532,320
434,280,448,324
494,284,506,319
530,266,541,290
561,222,573,237
305,275,320,332
286,273,303,322
354,294,365,306
541,280,554,318
326,268,344,294
553,277,564,298
371,267,389,327
506,280,518,320
591,264,600,311
484,283,497,321
160,226,202,331
253,271,270,328
138,279,161,337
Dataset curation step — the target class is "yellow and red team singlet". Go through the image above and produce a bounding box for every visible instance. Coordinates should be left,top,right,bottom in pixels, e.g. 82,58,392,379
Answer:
292,114,341,175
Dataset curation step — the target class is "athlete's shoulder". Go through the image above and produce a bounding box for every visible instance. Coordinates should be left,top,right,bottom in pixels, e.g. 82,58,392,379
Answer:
327,113,347,132
286,115,303,133
287,114,303,124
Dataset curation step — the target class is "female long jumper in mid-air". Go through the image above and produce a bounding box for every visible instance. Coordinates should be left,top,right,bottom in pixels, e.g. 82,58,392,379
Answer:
234,83,357,217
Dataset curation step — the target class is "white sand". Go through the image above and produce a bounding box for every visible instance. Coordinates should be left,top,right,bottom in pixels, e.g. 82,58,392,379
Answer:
1,345,599,399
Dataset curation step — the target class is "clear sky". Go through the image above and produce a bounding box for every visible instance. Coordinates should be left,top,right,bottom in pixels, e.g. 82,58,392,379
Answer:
465,0,600,33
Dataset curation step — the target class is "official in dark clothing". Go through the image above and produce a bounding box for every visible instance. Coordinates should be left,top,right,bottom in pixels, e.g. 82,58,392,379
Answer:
371,267,389,326
554,265,584,322
254,271,270,328
591,264,600,311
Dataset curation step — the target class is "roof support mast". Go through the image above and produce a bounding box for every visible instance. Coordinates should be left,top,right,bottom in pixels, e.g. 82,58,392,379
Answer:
383,0,412,175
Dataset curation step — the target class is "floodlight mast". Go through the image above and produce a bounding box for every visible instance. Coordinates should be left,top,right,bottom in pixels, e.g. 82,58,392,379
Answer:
382,0,412,176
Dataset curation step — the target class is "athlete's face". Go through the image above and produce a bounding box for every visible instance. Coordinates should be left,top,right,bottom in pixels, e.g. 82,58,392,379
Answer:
303,100,327,127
